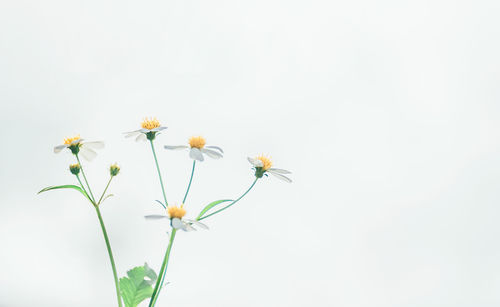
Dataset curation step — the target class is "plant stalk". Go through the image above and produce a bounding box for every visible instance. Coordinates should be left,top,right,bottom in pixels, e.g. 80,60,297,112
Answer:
198,178,258,221
149,229,177,307
149,140,169,207
97,176,113,205
95,206,123,307
182,160,196,204
76,154,96,203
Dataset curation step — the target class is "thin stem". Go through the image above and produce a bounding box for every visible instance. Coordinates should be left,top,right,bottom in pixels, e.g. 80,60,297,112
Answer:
182,160,196,204
95,206,123,307
97,176,113,205
75,175,93,203
76,154,96,203
149,140,169,207
149,229,177,307
198,178,259,221
76,175,87,194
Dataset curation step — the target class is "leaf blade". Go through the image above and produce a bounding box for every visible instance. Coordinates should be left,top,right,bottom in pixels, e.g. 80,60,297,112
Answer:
120,263,158,307
196,199,233,220
38,185,91,202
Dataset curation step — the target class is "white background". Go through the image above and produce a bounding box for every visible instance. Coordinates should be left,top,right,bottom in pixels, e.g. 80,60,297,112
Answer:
1,0,500,306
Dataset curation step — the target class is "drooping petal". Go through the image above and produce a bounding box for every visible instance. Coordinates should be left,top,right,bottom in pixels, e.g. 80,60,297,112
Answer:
185,219,209,230
248,157,263,167
189,148,204,161
80,146,97,161
83,141,105,150
206,145,224,153
268,171,292,183
124,130,142,138
135,133,147,142
144,215,169,220
54,144,68,153
71,138,83,145
171,218,185,229
183,222,197,232
164,145,189,150
201,148,223,159
151,126,168,132
267,168,292,174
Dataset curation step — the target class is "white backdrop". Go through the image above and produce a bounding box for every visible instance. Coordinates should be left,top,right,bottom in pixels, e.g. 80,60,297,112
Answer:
1,0,500,306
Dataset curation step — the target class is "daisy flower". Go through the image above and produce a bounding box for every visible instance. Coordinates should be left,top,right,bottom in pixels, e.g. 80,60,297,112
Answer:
145,204,208,232
124,117,167,141
248,155,292,183
164,136,223,162
53,135,104,161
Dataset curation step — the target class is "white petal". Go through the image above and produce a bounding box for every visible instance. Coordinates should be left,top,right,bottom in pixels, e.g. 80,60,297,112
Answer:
152,126,168,132
247,157,263,167
124,130,142,138
135,133,147,142
185,219,209,230
201,148,223,159
189,148,204,161
267,168,291,175
206,145,224,153
171,218,184,229
164,145,189,150
144,215,168,220
183,222,197,232
80,146,97,161
83,141,105,150
269,171,292,183
71,138,83,145
54,144,68,153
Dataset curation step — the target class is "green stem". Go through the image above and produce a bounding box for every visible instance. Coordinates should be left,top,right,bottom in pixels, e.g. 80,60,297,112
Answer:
76,154,96,203
198,178,259,221
149,140,169,207
149,229,177,307
75,175,93,203
97,176,113,205
95,206,123,307
182,160,196,204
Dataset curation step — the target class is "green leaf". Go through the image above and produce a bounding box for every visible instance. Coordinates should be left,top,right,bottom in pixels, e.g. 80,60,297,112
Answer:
120,263,158,307
38,185,91,202
196,199,233,220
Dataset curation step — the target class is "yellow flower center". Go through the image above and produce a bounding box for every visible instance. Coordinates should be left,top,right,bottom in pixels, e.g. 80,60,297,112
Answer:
141,117,161,130
63,135,81,145
168,205,186,219
256,155,272,170
189,136,206,149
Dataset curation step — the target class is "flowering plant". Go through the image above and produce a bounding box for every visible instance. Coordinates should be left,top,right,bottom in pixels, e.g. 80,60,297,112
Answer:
39,118,291,307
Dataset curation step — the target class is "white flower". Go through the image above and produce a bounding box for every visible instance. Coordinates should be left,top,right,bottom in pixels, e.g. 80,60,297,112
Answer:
124,117,167,141
164,136,223,162
145,204,208,232
248,155,292,183
53,135,104,161
144,215,208,232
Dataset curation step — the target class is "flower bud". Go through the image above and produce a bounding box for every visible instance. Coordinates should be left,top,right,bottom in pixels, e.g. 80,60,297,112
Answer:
109,163,120,177
69,163,81,175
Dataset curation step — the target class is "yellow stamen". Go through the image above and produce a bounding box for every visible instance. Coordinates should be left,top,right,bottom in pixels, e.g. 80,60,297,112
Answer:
168,205,186,219
256,155,272,170
189,136,206,149
141,117,161,130
63,135,81,145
